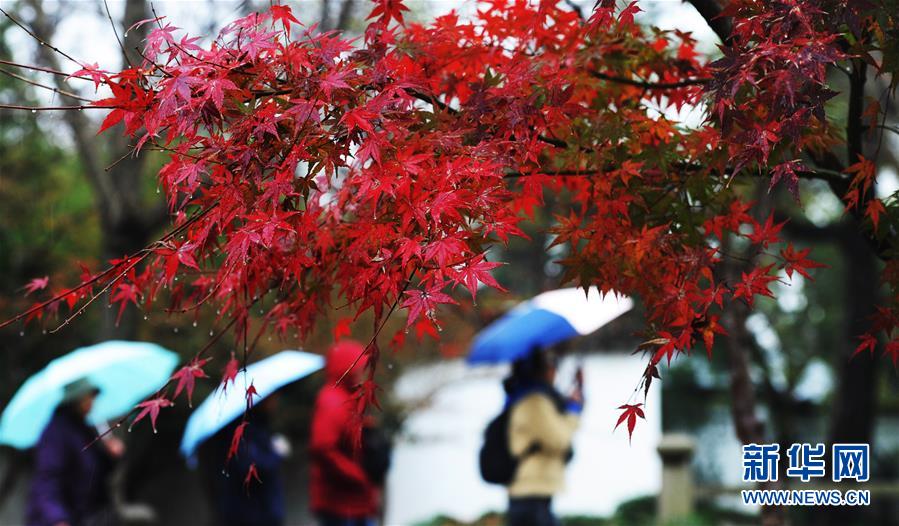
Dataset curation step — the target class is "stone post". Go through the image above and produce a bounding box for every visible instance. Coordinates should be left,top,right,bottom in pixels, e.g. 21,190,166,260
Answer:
657,433,696,524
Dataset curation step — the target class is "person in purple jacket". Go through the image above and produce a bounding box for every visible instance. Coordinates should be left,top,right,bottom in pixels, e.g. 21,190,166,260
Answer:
26,378,124,526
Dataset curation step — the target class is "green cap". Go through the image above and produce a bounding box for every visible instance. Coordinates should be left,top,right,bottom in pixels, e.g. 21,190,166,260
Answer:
61,378,100,403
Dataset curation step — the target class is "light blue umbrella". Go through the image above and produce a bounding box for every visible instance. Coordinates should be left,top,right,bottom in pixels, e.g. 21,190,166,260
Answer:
180,350,324,466
468,287,633,364
0,340,179,449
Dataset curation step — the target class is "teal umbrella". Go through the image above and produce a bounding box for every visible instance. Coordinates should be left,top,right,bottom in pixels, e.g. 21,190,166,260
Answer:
180,350,324,466
0,340,179,449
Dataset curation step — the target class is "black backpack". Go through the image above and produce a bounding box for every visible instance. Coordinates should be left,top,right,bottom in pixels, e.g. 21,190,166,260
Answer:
361,425,392,486
479,391,573,485
479,408,518,485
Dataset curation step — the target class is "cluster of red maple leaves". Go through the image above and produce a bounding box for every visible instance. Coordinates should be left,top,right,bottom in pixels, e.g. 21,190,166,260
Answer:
5,0,894,447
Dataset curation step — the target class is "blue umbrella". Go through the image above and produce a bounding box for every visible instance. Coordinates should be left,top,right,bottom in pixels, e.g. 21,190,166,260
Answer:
468,287,633,364
0,340,179,449
180,350,324,465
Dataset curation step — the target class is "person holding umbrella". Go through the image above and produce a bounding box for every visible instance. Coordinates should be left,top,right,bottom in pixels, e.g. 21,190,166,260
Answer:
469,289,630,526
26,378,125,526
0,341,178,526
199,394,291,526
309,340,384,526
503,349,582,526
179,350,324,526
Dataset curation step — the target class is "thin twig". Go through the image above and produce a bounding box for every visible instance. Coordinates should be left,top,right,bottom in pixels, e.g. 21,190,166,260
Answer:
0,103,105,111
0,6,82,66
0,67,90,101
103,0,133,69
335,268,417,387
588,69,710,89
0,58,91,80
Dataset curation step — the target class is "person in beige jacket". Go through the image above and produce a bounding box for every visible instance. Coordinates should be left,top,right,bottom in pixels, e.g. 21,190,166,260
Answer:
504,350,582,526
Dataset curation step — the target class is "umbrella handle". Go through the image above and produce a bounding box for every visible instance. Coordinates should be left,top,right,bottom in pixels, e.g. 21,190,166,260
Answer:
95,421,111,437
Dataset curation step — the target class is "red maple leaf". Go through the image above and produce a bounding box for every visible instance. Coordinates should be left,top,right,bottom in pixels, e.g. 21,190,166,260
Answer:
129,397,174,433
401,286,457,327
171,357,210,407
271,5,299,36
746,215,785,248
866,198,885,231
245,383,259,410
700,316,727,359
228,421,248,461
221,353,240,393
367,0,409,25
852,334,877,359
614,403,645,442
244,463,262,492
617,1,642,27
23,276,49,296
780,244,826,280
453,257,505,301
732,264,778,306
333,317,353,341
110,282,141,326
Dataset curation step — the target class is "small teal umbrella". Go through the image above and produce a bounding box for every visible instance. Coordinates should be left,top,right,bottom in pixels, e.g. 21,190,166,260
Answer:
0,340,179,449
180,350,324,466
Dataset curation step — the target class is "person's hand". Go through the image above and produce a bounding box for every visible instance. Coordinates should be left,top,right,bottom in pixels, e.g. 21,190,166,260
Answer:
569,366,584,405
569,387,584,406
272,433,292,457
52,522,70,526
103,436,126,458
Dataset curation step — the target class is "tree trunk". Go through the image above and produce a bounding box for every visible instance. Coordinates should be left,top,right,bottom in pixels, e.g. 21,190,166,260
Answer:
722,276,786,526
817,223,880,526
24,0,166,340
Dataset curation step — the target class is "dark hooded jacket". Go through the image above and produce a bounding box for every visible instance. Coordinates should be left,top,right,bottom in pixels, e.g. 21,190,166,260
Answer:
26,405,114,526
308,340,379,517
203,413,285,526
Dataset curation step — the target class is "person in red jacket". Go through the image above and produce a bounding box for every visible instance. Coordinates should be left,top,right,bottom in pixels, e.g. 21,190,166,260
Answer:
309,340,380,526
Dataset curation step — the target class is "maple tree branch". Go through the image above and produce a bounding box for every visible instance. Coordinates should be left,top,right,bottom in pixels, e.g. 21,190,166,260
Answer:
0,58,90,80
563,0,584,20
0,103,106,111
49,255,146,333
0,6,82,66
683,0,733,44
335,267,417,387
504,169,601,178
0,66,91,101
0,202,217,330
103,0,133,69
587,70,710,89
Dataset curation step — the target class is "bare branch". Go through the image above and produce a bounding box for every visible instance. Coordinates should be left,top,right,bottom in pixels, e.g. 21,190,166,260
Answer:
683,0,732,44
0,66,90,101
588,69,710,89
